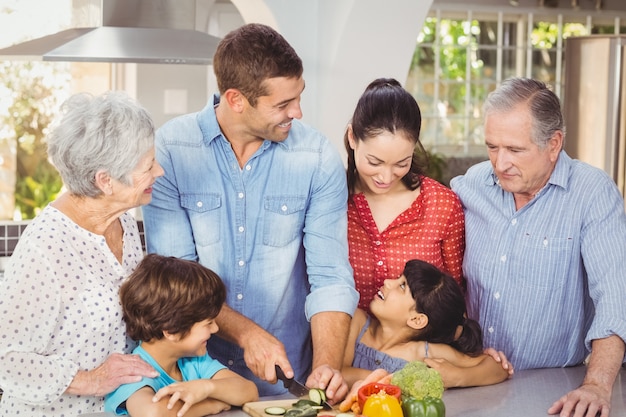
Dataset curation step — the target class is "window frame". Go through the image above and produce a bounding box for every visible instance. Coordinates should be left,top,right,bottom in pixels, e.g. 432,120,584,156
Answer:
410,4,626,157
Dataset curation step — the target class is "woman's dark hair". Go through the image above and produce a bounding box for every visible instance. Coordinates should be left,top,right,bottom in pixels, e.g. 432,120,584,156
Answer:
344,78,429,196
120,254,226,342
404,259,483,356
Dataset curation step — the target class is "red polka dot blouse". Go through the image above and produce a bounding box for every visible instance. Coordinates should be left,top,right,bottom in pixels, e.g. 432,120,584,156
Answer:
348,176,465,312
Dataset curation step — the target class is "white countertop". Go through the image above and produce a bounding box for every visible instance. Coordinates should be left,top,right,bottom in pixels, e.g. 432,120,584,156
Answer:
78,365,626,417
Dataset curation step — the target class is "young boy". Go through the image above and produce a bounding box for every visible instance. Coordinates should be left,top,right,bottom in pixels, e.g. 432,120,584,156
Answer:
105,254,258,417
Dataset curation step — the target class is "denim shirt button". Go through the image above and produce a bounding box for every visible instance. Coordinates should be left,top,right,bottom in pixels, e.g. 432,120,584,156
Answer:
196,201,203,208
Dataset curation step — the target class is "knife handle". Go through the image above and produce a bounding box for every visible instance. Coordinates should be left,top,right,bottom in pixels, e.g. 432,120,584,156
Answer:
275,364,286,381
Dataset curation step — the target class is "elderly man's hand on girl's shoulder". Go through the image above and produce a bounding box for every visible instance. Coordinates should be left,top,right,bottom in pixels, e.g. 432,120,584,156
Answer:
483,347,514,376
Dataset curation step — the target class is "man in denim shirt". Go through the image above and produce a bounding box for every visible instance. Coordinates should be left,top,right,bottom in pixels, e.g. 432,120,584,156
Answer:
142,23,359,401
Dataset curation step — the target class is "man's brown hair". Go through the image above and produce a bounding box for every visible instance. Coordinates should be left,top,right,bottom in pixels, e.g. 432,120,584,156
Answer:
213,23,303,106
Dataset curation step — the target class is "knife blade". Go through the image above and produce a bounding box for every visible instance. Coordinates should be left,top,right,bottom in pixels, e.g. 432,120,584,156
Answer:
274,365,333,410
275,364,310,397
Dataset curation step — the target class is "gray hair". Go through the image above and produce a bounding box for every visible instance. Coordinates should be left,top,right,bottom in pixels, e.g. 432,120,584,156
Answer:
47,91,155,198
483,77,565,148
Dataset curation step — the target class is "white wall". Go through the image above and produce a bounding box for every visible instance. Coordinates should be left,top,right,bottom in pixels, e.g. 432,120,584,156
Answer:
230,0,434,157
132,1,433,158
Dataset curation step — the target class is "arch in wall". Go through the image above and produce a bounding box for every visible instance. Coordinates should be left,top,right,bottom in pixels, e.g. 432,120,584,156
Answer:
228,0,278,29
202,0,433,156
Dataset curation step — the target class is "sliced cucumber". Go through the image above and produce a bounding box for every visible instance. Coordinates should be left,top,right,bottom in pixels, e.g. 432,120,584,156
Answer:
284,407,317,417
308,387,326,405
292,399,317,408
318,389,327,402
264,406,287,415
299,408,318,417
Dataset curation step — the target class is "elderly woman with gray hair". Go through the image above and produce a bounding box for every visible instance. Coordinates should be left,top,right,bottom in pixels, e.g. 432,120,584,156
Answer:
0,91,163,417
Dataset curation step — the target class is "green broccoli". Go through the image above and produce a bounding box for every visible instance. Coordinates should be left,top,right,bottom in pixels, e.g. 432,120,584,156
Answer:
391,361,444,400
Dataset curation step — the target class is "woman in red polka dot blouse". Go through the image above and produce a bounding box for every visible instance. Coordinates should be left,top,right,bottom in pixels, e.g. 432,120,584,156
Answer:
345,78,465,312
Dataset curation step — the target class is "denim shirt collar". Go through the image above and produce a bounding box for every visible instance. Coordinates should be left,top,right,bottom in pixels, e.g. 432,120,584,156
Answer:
196,94,224,147
196,93,286,154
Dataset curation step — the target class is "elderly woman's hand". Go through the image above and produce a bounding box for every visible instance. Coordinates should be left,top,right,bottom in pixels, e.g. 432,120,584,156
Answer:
66,353,158,397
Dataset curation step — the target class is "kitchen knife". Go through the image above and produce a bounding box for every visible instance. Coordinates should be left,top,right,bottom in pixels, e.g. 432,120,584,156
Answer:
274,365,333,410
275,364,310,397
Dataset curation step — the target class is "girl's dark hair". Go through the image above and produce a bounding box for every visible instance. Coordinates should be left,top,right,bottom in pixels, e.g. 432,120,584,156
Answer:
344,78,429,196
404,259,483,356
120,254,226,342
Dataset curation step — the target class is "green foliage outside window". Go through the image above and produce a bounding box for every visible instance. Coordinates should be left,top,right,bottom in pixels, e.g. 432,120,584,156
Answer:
408,13,592,155
0,61,69,219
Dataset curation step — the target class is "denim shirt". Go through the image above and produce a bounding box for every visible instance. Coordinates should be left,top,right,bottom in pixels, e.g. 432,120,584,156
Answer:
451,152,626,371
142,95,358,395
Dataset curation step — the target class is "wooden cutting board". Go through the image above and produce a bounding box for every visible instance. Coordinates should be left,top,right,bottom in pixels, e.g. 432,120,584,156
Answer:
242,399,342,417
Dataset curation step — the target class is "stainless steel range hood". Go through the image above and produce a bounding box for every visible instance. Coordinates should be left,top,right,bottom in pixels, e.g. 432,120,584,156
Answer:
0,0,222,65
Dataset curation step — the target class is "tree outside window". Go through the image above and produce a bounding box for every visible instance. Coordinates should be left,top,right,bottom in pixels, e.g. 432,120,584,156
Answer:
405,10,606,159
0,0,72,220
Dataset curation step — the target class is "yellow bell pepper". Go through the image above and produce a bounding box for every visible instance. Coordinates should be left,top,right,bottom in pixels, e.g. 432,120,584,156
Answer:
362,391,404,417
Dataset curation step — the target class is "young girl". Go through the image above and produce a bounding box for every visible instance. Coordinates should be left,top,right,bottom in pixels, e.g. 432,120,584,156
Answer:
105,254,258,417
341,259,511,391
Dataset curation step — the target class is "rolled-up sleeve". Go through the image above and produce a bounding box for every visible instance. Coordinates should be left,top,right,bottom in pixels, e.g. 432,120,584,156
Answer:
581,177,626,355
303,139,359,320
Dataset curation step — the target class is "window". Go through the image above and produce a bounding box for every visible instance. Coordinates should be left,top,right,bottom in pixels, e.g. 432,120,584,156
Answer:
0,0,112,220
407,5,626,157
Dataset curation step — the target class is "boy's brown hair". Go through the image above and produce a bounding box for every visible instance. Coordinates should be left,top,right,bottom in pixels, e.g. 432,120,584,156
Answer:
120,254,226,341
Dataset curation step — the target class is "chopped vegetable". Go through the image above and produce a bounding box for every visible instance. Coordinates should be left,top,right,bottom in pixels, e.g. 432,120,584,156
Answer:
292,399,318,408
362,391,403,417
391,361,444,400
284,405,317,417
272,387,329,417
264,406,287,415
279,399,322,417
357,382,402,410
308,388,326,405
401,396,446,417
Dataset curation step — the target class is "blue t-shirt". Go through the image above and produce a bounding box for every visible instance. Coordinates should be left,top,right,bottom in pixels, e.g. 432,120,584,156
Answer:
104,343,226,415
